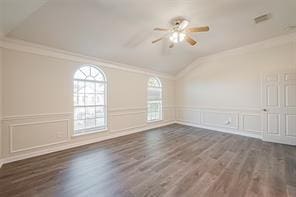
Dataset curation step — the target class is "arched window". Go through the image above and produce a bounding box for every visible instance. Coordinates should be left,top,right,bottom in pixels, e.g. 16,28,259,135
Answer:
73,65,107,135
147,77,162,121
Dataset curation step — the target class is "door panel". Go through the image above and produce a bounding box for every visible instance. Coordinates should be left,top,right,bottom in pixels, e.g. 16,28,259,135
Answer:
262,72,296,145
267,85,279,106
265,74,278,82
286,114,296,137
267,114,280,134
284,73,296,81
285,85,296,106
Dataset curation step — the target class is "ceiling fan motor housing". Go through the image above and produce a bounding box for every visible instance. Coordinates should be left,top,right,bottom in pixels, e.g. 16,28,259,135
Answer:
174,20,181,26
170,16,187,26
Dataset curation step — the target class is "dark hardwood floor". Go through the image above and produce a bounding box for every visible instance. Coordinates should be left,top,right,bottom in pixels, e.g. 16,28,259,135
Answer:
0,124,295,197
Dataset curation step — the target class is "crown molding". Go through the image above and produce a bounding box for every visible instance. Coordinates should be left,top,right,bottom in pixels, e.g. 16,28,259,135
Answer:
0,37,175,80
1,32,295,80
176,32,296,78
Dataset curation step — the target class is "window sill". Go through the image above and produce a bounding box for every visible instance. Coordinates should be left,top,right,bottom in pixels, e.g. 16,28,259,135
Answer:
147,119,163,123
72,127,108,137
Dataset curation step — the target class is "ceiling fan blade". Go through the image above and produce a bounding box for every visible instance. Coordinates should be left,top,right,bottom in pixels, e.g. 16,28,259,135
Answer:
187,26,209,32
152,37,164,44
169,43,174,48
152,33,170,44
178,20,189,30
185,35,197,46
153,28,169,31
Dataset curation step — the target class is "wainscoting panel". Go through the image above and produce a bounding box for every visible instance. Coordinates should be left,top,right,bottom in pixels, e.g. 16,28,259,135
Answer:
109,107,175,132
176,108,201,125
163,107,175,122
10,119,70,153
176,107,263,138
109,110,146,132
202,111,239,129
241,114,262,133
1,109,175,165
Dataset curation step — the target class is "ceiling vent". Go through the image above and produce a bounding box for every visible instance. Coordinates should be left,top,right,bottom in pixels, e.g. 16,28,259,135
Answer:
254,13,271,24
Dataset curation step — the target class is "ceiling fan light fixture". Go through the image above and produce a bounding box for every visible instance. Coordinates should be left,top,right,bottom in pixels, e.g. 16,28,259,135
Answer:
152,17,209,47
178,20,189,30
169,31,186,43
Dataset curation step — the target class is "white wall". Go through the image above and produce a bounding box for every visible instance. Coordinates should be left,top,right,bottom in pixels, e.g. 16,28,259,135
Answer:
0,48,2,161
0,44,175,163
176,33,296,138
1,33,295,165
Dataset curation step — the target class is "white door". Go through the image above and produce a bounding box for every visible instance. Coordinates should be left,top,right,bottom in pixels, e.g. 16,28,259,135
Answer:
262,72,296,145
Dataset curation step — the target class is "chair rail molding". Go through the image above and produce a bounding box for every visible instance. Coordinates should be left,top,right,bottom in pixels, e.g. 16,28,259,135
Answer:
2,112,73,121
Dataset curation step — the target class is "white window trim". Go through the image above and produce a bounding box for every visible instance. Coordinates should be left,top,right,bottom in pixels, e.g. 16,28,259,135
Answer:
147,103,163,123
73,65,108,136
147,77,163,122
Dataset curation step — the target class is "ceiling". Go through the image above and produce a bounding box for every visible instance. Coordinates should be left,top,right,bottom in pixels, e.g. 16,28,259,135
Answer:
0,0,49,36
1,0,296,75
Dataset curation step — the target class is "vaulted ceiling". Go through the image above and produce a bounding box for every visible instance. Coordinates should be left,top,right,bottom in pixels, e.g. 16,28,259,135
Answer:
1,0,296,74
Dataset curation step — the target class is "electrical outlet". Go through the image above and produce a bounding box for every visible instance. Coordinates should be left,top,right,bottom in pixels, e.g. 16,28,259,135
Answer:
225,119,231,125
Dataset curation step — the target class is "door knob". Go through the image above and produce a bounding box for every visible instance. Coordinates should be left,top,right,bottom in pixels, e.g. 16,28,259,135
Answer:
262,109,267,112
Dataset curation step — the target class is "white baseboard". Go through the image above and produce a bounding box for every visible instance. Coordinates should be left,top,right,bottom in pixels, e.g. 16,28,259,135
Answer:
1,121,175,167
262,134,296,146
176,121,262,139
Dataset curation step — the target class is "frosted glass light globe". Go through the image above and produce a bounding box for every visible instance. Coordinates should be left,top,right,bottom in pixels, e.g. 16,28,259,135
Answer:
169,32,185,43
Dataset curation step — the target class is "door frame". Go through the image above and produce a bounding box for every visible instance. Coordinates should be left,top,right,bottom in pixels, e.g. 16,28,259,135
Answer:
261,71,296,145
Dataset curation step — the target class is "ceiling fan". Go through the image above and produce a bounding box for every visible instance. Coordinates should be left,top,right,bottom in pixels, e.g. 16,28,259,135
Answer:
152,18,209,48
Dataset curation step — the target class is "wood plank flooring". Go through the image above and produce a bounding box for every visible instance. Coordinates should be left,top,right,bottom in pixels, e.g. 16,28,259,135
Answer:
0,124,295,197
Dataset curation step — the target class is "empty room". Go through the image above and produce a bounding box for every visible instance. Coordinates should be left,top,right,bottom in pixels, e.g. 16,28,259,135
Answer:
0,0,296,196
